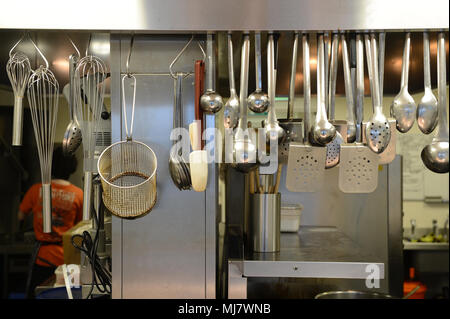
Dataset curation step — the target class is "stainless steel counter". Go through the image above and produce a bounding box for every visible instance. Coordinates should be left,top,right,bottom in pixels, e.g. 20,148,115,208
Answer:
241,226,384,279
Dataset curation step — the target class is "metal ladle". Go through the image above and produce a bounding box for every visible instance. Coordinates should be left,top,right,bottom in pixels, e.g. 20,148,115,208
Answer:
264,33,285,144
224,32,239,129
311,34,336,146
391,32,416,133
232,33,258,173
200,33,224,114
247,32,270,113
417,32,438,134
365,33,391,154
421,32,449,174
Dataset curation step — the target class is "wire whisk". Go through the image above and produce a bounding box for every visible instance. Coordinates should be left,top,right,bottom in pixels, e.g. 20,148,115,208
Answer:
73,54,108,221
27,66,59,233
7,34,32,146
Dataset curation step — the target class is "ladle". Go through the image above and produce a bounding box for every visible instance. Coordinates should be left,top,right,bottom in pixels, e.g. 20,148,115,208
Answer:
264,33,285,144
311,34,336,146
200,33,224,114
247,32,270,113
417,32,439,134
224,32,240,129
391,32,416,133
421,32,449,174
232,33,258,173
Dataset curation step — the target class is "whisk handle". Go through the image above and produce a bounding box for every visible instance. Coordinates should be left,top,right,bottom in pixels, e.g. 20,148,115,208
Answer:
83,172,93,221
42,183,52,233
12,96,24,146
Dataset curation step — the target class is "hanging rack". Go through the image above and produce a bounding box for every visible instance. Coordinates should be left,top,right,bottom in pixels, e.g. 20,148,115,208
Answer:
120,34,205,78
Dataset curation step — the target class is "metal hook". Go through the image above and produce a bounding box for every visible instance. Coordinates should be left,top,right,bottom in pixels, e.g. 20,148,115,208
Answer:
169,35,205,79
85,34,92,57
27,33,49,69
66,34,80,58
9,32,26,57
126,34,135,77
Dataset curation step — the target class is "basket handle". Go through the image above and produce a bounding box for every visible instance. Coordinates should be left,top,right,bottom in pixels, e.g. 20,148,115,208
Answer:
121,74,137,141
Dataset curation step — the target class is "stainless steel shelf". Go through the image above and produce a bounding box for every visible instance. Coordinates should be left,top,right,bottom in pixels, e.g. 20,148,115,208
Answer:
242,226,384,279
403,241,449,251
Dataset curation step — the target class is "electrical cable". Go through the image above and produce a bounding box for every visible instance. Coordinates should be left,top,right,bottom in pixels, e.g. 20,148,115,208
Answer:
71,195,111,299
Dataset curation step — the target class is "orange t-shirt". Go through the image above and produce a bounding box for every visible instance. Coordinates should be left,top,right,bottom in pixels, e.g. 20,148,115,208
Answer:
19,182,83,267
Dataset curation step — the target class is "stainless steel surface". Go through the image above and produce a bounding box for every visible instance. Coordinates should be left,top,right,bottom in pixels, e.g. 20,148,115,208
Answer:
73,54,108,220
391,33,417,133
417,32,439,134
243,227,385,279
315,290,394,299
326,33,343,169
232,33,258,173
223,33,239,129
27,55,59,233
421,32,449,174
341,34,356,143
228,261,247,299
355,33,364,143
364,33,391,154
302,33,311,144
111,35,215,298
403,241,449,250
311,34,336,146
200,34,223,114
247,32,269,113
6,48,30,146
250,193,281,253
62,54,82,156
0,0,448,31
264,33,285,144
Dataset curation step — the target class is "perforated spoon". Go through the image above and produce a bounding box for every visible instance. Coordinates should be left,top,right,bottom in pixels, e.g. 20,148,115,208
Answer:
417,32,439,134
311,34,336,146
247,32,270,113
365,33,391,154
224,32,239,129
391,32,416,133
421,32,449,174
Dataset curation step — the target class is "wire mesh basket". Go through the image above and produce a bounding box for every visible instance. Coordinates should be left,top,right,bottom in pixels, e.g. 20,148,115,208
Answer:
98,139,157,219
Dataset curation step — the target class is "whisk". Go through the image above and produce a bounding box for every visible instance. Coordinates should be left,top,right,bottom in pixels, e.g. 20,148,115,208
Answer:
7,34,32,146
73,53,108,221
26,41,59,234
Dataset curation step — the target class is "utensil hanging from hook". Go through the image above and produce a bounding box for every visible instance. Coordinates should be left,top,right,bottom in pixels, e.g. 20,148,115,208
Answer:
26,35,59,233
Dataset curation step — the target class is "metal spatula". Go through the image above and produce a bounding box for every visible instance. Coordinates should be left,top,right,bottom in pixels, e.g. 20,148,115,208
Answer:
338,33,379,194
286,34,326,193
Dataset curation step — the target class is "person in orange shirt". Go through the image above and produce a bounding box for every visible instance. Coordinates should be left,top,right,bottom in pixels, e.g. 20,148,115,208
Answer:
18,146,83,298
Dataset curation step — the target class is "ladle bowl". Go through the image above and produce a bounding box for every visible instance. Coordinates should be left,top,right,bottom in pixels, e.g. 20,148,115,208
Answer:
421,142,449,174
248,90,270,113
200,90,224,114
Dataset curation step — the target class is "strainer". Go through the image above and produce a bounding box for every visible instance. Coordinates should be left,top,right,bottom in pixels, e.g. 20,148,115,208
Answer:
98,74,157,219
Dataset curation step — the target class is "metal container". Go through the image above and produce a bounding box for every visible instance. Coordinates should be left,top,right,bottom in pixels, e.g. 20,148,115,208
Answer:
315,290,395,299
250,193,281,252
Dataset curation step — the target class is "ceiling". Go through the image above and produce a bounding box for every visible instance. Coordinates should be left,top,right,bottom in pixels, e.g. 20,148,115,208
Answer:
0,30,448,98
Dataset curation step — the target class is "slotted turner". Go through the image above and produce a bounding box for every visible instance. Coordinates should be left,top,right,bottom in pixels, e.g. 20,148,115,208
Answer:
338,33,380,193
286,34,326,193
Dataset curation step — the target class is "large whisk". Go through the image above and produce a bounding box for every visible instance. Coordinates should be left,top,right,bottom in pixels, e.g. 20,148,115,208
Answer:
74,50,108,221
27,40,59,234
7,34,32,146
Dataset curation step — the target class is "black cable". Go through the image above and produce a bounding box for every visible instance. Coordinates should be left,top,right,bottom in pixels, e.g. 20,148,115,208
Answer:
71,201,111,298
